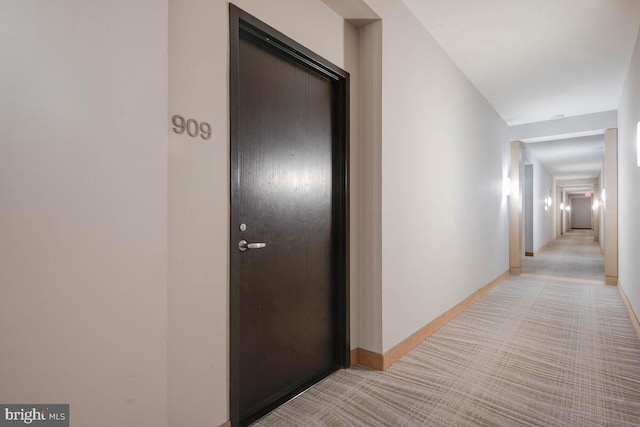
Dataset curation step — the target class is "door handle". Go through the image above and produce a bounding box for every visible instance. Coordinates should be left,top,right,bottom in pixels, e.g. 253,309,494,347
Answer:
238,240,267,252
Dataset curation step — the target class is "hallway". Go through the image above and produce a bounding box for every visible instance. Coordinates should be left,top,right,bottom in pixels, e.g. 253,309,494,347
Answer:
4,3,640,426
521,230,605,283
253,234,640,426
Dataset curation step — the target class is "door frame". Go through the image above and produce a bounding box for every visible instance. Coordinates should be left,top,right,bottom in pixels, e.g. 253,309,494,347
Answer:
229,4,350,425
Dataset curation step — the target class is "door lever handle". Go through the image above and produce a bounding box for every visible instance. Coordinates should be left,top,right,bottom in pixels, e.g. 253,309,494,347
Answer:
238,240,267,252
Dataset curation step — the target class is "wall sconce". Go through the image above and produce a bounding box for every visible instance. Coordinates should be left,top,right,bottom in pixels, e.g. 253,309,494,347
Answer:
503,177,511,197
601,189,606,204
565,205,571,212
593,199,599,211
544,196,552,210
560,202,565,210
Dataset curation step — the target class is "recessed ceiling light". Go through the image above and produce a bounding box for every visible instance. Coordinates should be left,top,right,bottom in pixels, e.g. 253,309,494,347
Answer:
551,114,565,120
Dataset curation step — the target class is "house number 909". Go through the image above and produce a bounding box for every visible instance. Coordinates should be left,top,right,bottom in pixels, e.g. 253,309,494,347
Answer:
172,115,211,140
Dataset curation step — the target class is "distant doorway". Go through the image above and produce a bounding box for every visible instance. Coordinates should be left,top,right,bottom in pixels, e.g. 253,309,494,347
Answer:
570,197,592,230
524,164,534,256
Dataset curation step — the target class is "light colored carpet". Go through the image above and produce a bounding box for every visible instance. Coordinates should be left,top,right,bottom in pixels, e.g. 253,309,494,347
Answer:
253,232,640,426
521,230,604,281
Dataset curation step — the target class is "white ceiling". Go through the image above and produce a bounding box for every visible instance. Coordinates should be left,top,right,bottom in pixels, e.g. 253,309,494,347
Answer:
524,135,604,181
401,0,640,126
401,0,640,187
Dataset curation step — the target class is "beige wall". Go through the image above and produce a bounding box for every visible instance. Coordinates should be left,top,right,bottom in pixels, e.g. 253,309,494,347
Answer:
0,2,168,427
509,142,524,273
2,1,515,425
359,0,509,353
168,1,352,425
604,129,619,284
170,0,510,421
354,19,383,354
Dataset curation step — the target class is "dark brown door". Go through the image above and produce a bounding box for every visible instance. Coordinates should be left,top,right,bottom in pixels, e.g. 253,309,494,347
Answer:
229,6,349,426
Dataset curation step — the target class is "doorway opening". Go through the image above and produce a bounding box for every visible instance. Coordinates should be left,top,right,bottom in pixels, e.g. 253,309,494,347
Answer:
229,5,350,426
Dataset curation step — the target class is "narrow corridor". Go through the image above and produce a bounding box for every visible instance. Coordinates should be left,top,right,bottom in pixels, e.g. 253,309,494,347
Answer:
522,230,605,283
254,233,640,426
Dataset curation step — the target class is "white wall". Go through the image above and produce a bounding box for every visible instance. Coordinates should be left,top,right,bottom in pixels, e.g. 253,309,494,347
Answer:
617,29,640,320
0,2,168,427
523,148,555,252
524,165,534,253
361,0,509,353
562,189,569,234
599,171,605,248
509,110,617,142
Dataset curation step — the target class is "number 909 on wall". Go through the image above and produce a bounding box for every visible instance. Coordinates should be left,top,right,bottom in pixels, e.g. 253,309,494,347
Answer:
171,115,211,140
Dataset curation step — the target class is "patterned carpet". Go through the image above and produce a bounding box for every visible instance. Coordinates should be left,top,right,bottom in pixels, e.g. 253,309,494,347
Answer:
521,230,604,281
253,232,640,426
